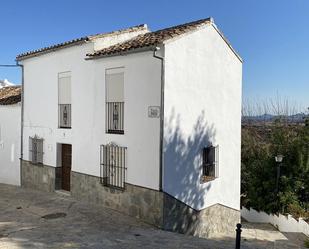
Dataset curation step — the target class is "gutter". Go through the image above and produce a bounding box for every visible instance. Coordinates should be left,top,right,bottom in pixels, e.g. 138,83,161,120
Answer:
16,62,24,187
152,47,165,192
85,46,157,60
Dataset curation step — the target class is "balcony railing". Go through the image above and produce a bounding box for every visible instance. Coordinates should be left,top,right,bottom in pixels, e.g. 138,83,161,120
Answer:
59,104,71,128
100,144,127,190
106,102,124,134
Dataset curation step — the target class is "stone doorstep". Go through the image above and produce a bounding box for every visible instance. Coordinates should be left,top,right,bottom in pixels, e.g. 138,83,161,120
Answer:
55,189,71,197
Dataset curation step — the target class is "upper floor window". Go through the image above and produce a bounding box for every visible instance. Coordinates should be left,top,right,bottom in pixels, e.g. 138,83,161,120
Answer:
29,136,44,165
106,68,124,134
58,72,71,128
202,145,219,182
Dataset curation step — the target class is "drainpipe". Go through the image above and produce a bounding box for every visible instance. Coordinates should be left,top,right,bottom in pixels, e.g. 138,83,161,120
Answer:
16,62,24,164
153,47,164,192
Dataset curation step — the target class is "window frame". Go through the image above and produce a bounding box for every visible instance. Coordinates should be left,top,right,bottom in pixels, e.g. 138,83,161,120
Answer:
100,143,127,190
58,71,72,129
29,136,44,165
105,67,125,135
202,145,219,182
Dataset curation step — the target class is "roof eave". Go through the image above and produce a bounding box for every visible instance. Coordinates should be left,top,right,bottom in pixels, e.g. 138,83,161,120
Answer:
211,23,243,63
85,45,158,60
16,39,89,61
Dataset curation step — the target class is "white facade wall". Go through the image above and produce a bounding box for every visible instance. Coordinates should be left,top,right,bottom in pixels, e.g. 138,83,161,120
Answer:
22,43,161,190
0,104,21,185
92,52,162,189
163,24,242,211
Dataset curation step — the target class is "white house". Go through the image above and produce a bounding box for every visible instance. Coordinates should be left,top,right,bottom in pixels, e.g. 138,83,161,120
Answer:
16,18,242,238
0,84,21,186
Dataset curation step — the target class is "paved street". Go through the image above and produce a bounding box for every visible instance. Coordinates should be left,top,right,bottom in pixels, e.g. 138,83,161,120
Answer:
0,184,307,249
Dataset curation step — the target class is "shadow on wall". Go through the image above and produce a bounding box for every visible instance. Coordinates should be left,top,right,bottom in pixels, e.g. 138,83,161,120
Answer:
163,109,216,232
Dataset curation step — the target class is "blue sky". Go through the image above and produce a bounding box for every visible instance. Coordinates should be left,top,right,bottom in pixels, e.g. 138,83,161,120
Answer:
1,0,308,110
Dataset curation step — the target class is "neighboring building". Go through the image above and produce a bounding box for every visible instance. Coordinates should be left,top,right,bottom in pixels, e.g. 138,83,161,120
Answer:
0,85,21,186
0,79,14,89
16,18,242,238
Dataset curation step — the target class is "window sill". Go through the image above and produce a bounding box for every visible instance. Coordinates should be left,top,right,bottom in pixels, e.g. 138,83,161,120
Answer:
107,130,124,135
59,127,71,129
201,175,217,183
30,162,44,167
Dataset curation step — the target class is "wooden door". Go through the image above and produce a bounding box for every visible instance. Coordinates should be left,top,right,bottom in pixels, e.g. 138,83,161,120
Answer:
61,144,72,191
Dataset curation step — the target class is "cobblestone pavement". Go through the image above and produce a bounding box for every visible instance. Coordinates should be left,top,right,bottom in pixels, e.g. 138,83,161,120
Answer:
0,184,307,249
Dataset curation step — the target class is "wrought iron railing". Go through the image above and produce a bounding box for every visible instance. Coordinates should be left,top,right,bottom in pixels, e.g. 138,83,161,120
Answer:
100,144,127,190
59,104,71,128
106,102,124,134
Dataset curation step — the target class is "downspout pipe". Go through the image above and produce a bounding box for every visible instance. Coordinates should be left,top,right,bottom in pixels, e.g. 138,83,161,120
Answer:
16,62,24,164
153,47,164,192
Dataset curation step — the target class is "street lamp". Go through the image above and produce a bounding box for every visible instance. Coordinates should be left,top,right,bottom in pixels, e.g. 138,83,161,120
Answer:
275,154,284,194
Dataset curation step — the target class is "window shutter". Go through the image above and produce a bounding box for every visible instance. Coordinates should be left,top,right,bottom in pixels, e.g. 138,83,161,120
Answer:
106,68,124,102
37,139,43,164
29,136,44,164
29,137,33,163
58,73,71,104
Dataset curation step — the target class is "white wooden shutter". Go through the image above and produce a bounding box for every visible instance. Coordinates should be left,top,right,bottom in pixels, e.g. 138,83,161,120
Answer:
58,72,71,104
106,68,124,102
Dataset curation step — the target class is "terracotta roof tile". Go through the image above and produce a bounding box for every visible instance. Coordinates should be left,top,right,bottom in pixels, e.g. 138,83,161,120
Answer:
0,86,22,105
16,24,148,61
87,18,212,58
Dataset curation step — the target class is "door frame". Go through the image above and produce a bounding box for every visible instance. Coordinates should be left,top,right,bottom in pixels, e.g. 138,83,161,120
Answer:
60,143,72,191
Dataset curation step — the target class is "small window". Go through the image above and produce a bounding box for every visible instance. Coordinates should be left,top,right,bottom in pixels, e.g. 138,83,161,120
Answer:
106,68,124,134
100,143,127,189
202,145,219,182
58,72,71,128
29,136,44,165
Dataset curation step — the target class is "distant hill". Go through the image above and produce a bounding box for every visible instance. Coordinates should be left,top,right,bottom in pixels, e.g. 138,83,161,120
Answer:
243,113,308,124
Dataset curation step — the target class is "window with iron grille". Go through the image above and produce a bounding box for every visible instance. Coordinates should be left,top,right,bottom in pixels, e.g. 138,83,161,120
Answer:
106,68,124,134
106,102,124,134
29,136,44,165
100,144,127,189
59,104,71,128
202,145,219,181
58,72,71,128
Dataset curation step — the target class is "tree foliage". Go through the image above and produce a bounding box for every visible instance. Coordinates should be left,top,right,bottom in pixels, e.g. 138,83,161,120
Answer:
241,116,309,217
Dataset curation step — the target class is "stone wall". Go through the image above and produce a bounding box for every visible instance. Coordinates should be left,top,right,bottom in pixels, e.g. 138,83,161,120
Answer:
70,171,163,227
163,193,198,234
163,193,240,238
192,204,240,238
20,163,239,238
21,160,55,192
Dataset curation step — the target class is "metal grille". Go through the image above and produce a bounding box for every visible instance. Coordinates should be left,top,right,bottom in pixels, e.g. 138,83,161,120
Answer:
202,145,219,178
100,144,127,189
59,104,71,128
106,102,124,134
29,136,44,164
